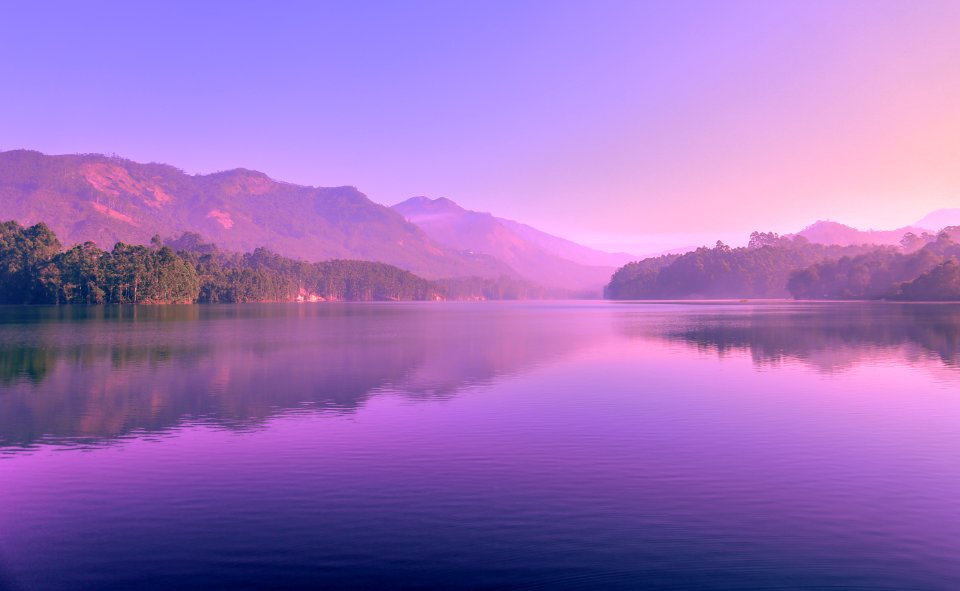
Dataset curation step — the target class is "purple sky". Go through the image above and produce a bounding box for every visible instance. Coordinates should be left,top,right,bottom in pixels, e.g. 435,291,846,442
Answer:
2,1,959,252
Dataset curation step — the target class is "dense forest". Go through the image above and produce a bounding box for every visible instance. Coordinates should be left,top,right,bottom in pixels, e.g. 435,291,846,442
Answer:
788,230,960,300
0,221,539,304
605,232,877,299
606,229,960,301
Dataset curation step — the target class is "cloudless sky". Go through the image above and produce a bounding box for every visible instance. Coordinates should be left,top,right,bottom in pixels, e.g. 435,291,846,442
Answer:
2,0,959,252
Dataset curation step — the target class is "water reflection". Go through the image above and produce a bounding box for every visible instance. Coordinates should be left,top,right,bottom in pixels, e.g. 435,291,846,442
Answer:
2,302,959,451
0,303,600,449
618,301,960,372
3,302,957,591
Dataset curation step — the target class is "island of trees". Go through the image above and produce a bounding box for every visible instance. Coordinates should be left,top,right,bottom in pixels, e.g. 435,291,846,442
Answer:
0,221,544,305
606,228,960,301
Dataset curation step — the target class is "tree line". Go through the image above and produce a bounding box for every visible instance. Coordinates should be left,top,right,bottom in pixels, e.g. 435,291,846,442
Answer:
0,222,544,305
787,230,960,300
0,221,200,305
606,229,960,301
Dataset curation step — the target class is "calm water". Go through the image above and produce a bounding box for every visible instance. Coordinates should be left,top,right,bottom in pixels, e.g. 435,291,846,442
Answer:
0,302,958,590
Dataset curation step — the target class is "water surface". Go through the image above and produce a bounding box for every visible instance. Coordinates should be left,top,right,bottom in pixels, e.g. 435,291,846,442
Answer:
1,302,958,590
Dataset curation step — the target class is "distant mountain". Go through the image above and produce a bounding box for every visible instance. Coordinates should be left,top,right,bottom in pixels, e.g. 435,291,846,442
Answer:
492,218,637,267
794,220,928,246
393,196,631,294
0,150,513,279
915,209,960,231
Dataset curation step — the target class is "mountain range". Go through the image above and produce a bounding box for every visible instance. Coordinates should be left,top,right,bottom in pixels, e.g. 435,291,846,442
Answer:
0,150,633,294
392,197,635,294
1,150,956,294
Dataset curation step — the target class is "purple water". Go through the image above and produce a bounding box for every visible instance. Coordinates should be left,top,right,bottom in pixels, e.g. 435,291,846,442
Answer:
0,302,958,590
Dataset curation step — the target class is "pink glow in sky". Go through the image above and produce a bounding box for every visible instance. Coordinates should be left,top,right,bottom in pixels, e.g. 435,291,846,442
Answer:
2,1,959,252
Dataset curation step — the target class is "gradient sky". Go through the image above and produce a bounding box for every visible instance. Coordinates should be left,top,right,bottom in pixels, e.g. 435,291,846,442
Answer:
2,0,959,252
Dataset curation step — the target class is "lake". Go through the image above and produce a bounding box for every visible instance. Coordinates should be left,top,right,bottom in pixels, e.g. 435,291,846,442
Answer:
0,302,957,590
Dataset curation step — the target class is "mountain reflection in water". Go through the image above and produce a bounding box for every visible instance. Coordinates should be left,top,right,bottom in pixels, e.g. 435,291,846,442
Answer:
1,301,958,450
0,303,602,449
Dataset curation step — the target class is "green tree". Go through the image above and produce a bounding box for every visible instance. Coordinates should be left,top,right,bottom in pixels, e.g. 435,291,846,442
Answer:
0,221,62,303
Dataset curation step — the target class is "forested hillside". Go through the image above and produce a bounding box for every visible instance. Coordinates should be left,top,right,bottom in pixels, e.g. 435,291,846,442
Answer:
606,229,960,301
788,229,960,300
605,232,877,299
0,221,540,304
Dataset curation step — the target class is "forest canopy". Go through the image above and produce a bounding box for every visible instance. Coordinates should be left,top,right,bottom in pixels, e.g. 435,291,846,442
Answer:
606,229,960,301
0,222,538,304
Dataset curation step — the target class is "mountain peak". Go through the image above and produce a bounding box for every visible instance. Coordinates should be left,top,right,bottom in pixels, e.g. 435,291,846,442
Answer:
206,167,273,180
916,208,960,231
394,196,467,215
802,220,856,231
796,219,925,247
204,168,277,196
